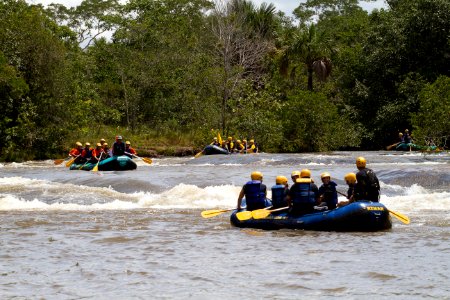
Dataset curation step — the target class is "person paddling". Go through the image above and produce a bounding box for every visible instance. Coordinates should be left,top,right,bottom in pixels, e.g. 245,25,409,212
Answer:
236,171,271,211
125,141,137,158
69,142,83,163
271,176,289,209
337,173,357,207
91,143,104,163
354,157,380,202
112,136,125,156
287,169,319,216
317,172,338,210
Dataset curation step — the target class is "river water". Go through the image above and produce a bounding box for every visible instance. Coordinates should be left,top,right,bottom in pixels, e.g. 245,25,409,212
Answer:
0,151,449,299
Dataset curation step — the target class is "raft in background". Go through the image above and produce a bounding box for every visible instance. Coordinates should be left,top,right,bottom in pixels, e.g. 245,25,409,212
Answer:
230,201,392,232
203,145,229,155
69,155,137,171
395,142,438,151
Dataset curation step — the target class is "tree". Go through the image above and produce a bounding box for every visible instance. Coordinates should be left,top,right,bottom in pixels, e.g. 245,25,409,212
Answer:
281,90,361,152
207,0,277,132
411,76,450,148
280,24,331,91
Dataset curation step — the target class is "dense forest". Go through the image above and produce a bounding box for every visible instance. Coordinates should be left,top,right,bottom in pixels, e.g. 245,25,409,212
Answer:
0,0,449,161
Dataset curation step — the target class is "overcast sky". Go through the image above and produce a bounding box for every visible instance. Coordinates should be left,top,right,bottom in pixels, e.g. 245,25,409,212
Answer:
29,0,387,15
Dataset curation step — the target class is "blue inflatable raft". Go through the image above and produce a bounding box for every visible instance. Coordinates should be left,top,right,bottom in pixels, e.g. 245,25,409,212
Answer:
230,201,392,232
70,155,137,171
203,145,229,155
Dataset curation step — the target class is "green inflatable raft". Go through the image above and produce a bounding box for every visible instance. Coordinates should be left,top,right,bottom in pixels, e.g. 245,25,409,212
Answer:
69,155,137,171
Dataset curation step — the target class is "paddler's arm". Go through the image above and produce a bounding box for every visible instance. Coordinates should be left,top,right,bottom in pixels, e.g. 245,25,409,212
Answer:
237,188,245,210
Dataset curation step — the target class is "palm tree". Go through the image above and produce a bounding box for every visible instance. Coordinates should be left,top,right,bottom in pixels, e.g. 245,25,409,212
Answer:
280,24,331,91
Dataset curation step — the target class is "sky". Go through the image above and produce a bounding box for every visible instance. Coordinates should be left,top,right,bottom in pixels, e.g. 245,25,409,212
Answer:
29,0,387,15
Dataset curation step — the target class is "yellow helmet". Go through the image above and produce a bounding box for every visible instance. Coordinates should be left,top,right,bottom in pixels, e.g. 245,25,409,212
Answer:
126,141,131,145
76,142,82,147
251,171,263,181
398,132,403,137
291,170,300,177
276,175,288,185
103,142,108,147
344,173,356,184
228,136,232,141
320,172,331,179
237,140,241,143
300,169,311,178
100,138,106,142
85,142,91,146
96,143,102,147
243,139,247,143
356,157,366,168
250,139,254,143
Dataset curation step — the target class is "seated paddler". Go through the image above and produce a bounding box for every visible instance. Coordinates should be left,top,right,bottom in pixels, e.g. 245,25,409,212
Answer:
112,135,125,156
125,141,137,158
287,169,319,216
271,176,289,209
236,171,271,211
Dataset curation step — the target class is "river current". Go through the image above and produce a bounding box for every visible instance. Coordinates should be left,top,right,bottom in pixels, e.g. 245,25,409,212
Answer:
0,151,449,299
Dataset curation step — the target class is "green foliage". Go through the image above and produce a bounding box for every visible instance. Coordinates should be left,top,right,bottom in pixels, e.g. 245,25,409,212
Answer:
0,0,449,160
411,76,450,147
281,91,361,152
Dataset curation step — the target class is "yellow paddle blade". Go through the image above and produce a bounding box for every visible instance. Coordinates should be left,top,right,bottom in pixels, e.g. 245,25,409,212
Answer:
194,151,203,158
54,159,65,165
217,132,222,145
252,209,272,219
201,209,231,218
388,209,410,224
65,158,76,167
141,157,152,164
236,211,253,221
92,163,99,172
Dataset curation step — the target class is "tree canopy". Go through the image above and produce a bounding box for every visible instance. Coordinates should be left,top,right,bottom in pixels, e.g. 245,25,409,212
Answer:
0,0,448,160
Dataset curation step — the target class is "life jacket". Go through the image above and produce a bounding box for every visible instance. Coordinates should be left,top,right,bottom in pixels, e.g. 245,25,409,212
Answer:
226,142,234,152
355,168,380,202
69,148,81,157
113,142,125,156
81,148,93,159
271,184,287,208
319,181,338,209
291,178,317,206
244,180,266,211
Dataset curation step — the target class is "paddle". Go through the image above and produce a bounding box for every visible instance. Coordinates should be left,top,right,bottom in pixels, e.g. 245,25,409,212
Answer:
235,210,253,221
92,153,103,172
201,208,234,218
78,159,91,170
126,152,152,164
387,209,410,224
194,150,204,158
386,142,400,150
54,158,69,165
337,190,410,224
251,206,289,220
65,155,80,167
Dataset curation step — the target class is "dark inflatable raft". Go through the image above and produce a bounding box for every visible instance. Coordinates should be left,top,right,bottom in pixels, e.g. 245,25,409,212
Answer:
70,155,137,171
230,201,392,232
203,145,229,155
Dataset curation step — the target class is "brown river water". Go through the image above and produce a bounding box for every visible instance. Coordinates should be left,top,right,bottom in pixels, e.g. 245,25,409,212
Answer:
1,151,449,299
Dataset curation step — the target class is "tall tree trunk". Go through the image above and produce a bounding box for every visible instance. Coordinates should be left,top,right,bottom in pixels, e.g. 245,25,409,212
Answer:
307,65,313,91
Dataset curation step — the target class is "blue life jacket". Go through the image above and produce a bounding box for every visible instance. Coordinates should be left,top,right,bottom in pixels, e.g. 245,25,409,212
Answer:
291,179,316,206
244,180,266,211
271,184,287,208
